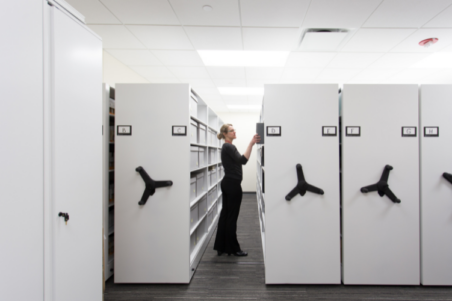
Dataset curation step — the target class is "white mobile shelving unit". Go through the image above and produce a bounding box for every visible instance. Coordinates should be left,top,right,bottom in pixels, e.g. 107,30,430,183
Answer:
257,84,341,284
115,84,224,283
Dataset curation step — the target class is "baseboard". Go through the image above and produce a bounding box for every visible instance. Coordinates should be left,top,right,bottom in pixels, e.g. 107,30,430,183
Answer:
243,192,256,194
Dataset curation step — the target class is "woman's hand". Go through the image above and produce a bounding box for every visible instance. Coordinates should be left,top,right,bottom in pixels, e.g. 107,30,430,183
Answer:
250,134,261,145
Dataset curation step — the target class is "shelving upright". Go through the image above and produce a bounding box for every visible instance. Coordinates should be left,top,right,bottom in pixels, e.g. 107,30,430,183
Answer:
115,84,224,283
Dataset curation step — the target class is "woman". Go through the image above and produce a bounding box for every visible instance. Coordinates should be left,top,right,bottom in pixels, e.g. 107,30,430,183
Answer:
214,124,260,256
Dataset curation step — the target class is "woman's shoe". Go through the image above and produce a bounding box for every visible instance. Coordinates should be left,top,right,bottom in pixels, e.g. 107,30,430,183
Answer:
217,251,224,256
233,251,248,256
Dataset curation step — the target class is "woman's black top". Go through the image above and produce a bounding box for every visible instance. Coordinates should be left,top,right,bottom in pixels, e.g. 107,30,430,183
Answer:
221,143,248,182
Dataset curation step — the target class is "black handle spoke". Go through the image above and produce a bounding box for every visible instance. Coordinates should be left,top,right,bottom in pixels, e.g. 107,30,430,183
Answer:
443,172,452,185
360,165,401,203
136,166,173,205
285,164,324,201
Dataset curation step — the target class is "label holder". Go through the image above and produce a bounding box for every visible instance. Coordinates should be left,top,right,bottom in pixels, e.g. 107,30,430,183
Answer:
117,125,132,136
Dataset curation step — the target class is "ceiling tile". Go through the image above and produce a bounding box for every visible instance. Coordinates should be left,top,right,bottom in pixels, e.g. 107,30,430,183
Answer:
151,50,203,66
351,69,402,80
208,102,229,112
389,68,437,80
247,79,279,87
66,0,121,24
145,78,181,83
390,29,452,52
423,3,452,27
410,53,452,68
222,96,249,104
179,79,216,89
246,67,284,80
363,0,452,28
298,31,351,51
240,0,310,27
420,69,452,83
169,0,241,26
302,0,383,28
99,0,179,24
88,25,145,48
285,52,336,68
194,87,221,95
199,95,223,103
243,28,300,51
127,26,193,50
129,66,176,78
341,28,416,52
318,69,362,80
368,53,430,68
207,67,246,79
248,96,263,105
168,67,211,79
105,49,162,65
327,53,383,68
214,79,247,87
184,27,243,50
281,68,322,80
440,44,452,52
278,78,312,83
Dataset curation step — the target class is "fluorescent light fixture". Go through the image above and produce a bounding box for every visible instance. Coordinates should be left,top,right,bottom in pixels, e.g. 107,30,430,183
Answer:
228,105,261,111
218,87,264,95
198,50,289,67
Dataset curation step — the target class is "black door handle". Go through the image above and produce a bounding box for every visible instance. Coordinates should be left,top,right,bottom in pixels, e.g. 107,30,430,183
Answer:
285,164,324,201
136,166,173,205
58,212,69,224
443,172,452,184
361,165,401,203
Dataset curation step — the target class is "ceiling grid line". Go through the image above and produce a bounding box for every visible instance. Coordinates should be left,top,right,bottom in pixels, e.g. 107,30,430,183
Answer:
278,0,312,85
336,0,384,52
166,0,231,112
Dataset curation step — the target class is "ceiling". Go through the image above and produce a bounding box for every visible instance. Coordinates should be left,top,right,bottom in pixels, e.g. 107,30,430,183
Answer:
66,0,452,113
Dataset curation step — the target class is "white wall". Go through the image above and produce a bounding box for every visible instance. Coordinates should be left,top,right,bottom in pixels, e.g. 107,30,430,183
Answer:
217,112,260,192
102,50,148,87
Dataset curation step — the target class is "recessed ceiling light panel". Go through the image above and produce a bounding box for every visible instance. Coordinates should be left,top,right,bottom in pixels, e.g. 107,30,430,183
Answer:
198,50,289,67
218,87,264,95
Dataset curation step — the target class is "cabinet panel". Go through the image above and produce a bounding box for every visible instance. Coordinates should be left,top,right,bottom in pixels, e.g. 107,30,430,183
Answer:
264,84,341,284
0,1,44,300
342,84,420,285
420,85,452,285
50,5,103,300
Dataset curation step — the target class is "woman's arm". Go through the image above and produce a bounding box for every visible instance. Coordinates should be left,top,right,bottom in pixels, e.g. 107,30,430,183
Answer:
243,134,261,160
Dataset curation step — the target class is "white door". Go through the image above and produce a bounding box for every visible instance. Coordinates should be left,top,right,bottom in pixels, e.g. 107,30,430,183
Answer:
47,4,103,300
342,84,420,285
0,1,44,300
265,84,341,284
420,85,452,285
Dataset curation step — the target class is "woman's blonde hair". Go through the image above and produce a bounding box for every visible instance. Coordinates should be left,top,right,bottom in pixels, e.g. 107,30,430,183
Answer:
217,124,233,140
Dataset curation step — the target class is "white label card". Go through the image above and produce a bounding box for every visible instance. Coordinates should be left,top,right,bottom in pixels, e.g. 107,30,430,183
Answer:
424,127,439,137
322,126,337,136
267,126,281,136
172,126,187,136
346,126,360,136
117,126,132,136
402,127,417,137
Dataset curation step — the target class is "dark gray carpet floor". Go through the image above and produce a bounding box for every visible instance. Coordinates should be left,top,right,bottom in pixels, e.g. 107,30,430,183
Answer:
104,194,452,301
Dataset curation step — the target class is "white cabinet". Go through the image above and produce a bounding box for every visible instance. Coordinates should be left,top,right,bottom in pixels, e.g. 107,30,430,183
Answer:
115,84,224,283
1,1,44,300
342,84,420,285
2,1,102,300
259,84,341,284
420,85,452,285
